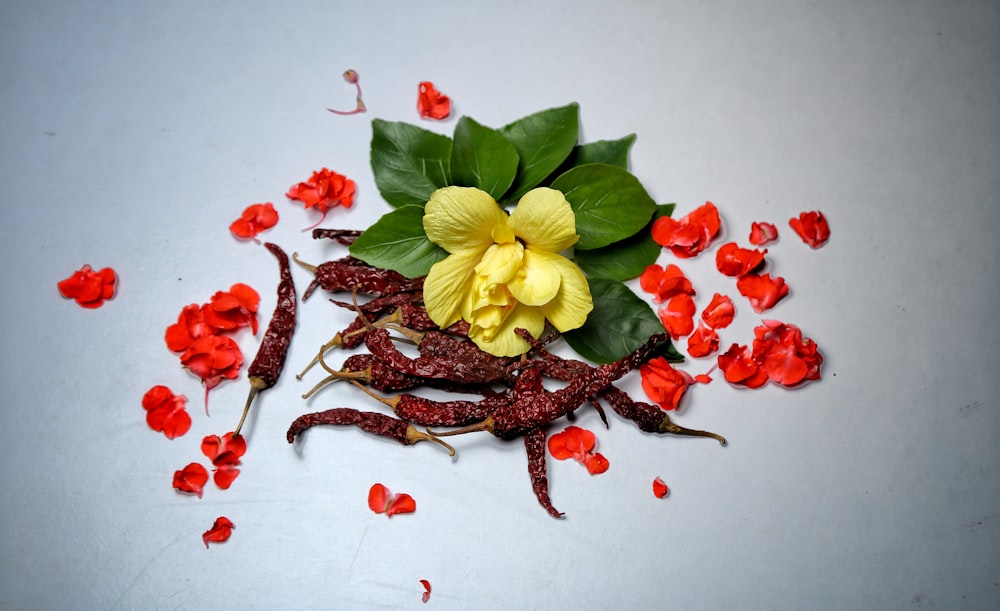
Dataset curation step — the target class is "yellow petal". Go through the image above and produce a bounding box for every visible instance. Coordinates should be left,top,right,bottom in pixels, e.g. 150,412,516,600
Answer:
475,242,524,286
507,248,561,307
537,255,594,332
423,187,508,256
423,253,479,329
469,304,546,357
507,187,579,253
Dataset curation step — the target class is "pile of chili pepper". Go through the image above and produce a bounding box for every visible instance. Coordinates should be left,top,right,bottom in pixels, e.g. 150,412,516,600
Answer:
285,229,727,517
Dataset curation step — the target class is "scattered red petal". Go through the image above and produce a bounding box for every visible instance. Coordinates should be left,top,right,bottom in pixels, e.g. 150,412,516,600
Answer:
142,385,191,439
57,264,118,308
180,335,244,406
417,81,451,120
286,168,356,230
640,356,695,411
658,293,696,339
736,273,789,313
788,210,830,248
202,283,260,334
717,343,769,388
701,293,736,329
201,432,248,467
694,373,714,384
686,323,720,357
753,320,824,386
652,477,669,499
202,516,235,548
749,221,779,246
638,263,696,302
583,452,610,475
420,579,432,604
173,463,209,498
547,426,608,474
367,483,417,517
715,242,767,277
229,203,278,242
650,201,722,258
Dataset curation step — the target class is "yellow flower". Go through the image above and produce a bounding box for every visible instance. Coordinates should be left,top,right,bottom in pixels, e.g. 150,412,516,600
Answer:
422,186,594,357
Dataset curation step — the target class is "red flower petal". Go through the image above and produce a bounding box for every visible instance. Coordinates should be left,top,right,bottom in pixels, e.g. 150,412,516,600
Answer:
686,323,720,358
736,273,789,313
173,463,209,498
287,168,357,229
789,211,830,248
203,284,260,334
701,293,735,329
386,493,417,517
368,483,390,514
230,203,278,242
547,426,596,461
142,386,191,439
212,465,241,490
658,293,696,339
651,201,722,258
584,452,610,475
420,579,432,604
180,335,244,400
201,432,247,467
652,477,669,499
640,356,695,411
715,242,767,277
749,221,779,246
202,516,235,548
638,263,696,302
718,343,769,388
57,264,118,308
417,81,452,120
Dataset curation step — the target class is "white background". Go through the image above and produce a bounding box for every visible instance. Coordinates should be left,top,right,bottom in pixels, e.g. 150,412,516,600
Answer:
2,1,998,609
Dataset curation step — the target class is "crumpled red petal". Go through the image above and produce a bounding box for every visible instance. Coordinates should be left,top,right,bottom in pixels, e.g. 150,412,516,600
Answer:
367,483,416,517
420,579,432,604
651,201,721,258
686,323,720,358
57,264,118,308
789,211,830,248
715,242,767,277
640,356,695,411
142,385,191,439
202,516,235,548
652,477,669,499
173,463,209,498
583,452,610,475
658,293,696,339
749,221,779,246
639,263,696,302
547,426,596,460
286,168,356,229
229,203,279,242
717,343,769,388
417,81,452,120
701,293,735,329
736,273,789,313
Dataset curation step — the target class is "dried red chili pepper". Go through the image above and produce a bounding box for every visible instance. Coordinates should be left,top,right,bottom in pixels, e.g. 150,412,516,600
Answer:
524,427,563,518
293,253,424,301
601,386,726,444
365,327,511,386
311,228,362,245
286,408,455,455
352,382,505,427
234,243,296,437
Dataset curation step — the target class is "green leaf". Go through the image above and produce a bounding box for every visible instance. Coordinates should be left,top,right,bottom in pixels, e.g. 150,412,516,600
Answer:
563,277,670,364
550,163,657,250
500,103,579,202
574,203,676,281
559,134,637,172
370,119,452,208
450,116,520,200
348,205,447,278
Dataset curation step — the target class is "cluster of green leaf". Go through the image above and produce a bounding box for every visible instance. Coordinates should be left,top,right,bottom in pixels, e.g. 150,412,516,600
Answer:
349,103,672,363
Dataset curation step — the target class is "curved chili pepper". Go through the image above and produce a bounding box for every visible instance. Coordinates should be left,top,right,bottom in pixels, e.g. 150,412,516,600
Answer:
601,386,726,445
293,253,424,300
286,408,454,455
524,427,563,518
234,242,296,437
311,228,362,245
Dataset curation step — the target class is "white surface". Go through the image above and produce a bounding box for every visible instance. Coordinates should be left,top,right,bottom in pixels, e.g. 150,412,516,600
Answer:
2,1,999,609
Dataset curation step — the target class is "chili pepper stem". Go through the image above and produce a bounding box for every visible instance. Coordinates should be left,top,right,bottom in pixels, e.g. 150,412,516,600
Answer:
427,416,494,438
234,376,268,437
290,252,318,274
406,426,456,457
659,414,727,446
349,380,400,410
